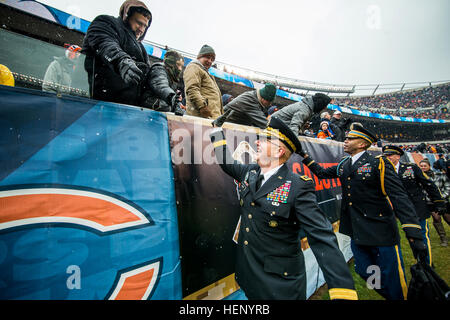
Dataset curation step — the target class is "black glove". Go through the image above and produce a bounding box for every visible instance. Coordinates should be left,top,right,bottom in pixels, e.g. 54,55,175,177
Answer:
118,58,143,86
409,238,427,261
212,113,227,127
170,92,182,109
212,118,221,128
173,103,185,116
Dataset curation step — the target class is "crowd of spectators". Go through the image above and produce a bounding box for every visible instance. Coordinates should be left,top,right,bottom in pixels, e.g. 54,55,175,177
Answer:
401,142,450,154
334,84,450,120
7,0,447,151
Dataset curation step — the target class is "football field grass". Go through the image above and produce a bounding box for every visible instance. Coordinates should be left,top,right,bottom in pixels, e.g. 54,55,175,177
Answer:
311,217,449,300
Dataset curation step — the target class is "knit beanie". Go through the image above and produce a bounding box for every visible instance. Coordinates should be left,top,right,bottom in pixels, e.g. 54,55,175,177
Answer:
164,50,183,66
320,121,329,129
197,44,215,59
312,93,331,113
164,50,184,81
222,94,232,105
259,83,277,102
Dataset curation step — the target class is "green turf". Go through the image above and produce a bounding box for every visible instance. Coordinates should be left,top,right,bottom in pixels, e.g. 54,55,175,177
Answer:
312,217,449,300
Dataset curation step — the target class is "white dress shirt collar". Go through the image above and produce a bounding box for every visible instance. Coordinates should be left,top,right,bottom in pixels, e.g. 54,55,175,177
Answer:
260,164,283,187
351,150,366,165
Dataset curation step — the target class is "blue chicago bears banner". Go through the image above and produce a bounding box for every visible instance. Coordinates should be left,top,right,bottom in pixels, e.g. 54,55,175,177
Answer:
0,86,182,299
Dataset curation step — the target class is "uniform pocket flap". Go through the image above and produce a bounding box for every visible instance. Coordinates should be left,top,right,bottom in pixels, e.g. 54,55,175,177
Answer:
263,254,304,276
262,204,291,218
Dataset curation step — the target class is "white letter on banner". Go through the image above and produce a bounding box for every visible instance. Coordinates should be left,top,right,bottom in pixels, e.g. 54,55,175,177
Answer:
66,265,81,290
202,128,216,165
193,123,204,164
366,265,381,289
66,6,82,30
171,128,191,165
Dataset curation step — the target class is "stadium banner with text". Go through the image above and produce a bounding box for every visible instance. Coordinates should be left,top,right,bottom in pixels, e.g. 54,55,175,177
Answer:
167,116,365,300
0,86,182,300
3,85,433,301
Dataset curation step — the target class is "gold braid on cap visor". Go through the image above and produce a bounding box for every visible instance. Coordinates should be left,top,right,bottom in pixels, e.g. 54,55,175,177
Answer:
383,148,402,155
260,127,296,152
347,130,374,144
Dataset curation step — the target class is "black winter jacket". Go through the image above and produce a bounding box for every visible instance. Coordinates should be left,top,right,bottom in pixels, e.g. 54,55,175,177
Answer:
82,15,151,105
141,62,179,112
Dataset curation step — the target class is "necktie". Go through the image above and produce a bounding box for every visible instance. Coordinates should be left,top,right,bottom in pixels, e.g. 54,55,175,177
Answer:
256,174,264,191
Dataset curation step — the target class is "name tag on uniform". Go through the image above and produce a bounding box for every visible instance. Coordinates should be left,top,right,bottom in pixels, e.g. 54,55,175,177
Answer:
267,181,291,204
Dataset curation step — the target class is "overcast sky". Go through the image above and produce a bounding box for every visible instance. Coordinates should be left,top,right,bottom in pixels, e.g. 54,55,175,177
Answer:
39,0,450,87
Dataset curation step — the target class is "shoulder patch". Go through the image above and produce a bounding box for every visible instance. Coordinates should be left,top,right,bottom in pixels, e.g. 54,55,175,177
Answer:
300,175,313,182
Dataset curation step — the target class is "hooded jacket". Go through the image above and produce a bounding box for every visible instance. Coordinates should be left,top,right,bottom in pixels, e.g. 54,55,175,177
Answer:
271,96,315,136
82,0,152,105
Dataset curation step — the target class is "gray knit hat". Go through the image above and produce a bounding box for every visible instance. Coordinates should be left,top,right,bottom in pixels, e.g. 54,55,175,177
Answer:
197,44,215,59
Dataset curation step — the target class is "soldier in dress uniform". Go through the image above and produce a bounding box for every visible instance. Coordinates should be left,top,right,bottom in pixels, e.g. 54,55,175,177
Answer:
300,124,427,300
209,116,357,300
382,145,446,266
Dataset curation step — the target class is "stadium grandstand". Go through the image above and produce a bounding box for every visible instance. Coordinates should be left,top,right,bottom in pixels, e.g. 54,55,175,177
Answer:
1,1,448,146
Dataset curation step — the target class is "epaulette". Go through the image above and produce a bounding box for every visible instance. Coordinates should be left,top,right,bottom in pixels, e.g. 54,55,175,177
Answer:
300,175,313,182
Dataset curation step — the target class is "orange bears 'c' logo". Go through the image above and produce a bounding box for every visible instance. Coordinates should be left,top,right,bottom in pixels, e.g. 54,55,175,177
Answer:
0,185,162,300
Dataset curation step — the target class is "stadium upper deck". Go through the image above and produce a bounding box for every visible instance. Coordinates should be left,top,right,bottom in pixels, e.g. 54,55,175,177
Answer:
0,1,448,143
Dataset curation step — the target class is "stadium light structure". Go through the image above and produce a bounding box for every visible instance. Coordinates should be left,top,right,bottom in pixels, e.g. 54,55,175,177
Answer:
242,72,355,94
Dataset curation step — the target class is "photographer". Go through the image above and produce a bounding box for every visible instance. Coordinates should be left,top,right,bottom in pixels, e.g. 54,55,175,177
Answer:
330,110,352,142
82,0,152,106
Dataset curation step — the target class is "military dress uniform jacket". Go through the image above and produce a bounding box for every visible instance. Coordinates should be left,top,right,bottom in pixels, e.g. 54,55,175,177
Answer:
210,128,356,300
303,152,423,246
396,162,445,220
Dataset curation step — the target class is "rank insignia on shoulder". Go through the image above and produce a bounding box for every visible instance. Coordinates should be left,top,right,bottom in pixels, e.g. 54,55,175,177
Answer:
267,181,291,204
300,175,312,182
